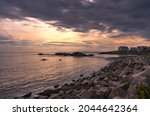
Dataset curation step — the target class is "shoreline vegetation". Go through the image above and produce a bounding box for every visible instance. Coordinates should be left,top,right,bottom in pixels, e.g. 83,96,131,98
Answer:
17,46,150,99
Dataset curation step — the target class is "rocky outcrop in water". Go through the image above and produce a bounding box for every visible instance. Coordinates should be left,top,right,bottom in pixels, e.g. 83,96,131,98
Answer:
55,52,94,57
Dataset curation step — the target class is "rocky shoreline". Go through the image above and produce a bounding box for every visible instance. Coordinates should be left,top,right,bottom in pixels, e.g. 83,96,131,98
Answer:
17,55,150,99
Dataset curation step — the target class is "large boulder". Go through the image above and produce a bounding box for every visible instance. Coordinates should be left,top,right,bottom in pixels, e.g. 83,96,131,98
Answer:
80,88,96,99
38,89,54,97
94,87,112,99
22,92,32,98
110,87,127,98
127,67,150,98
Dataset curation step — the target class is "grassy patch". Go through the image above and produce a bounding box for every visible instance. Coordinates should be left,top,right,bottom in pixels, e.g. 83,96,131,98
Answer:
136,84,150,99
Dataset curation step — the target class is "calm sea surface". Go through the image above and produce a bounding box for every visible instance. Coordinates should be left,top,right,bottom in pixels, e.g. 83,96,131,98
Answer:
0,52,118,98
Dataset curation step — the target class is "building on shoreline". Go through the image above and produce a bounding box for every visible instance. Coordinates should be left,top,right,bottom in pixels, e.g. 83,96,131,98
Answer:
118,46,150,53
118,46,129,52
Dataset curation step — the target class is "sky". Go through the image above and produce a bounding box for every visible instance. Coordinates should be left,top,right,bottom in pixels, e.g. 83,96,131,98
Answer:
0,0,150,52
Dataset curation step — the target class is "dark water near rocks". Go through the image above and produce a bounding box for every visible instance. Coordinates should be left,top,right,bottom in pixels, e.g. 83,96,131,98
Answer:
0,52,118,98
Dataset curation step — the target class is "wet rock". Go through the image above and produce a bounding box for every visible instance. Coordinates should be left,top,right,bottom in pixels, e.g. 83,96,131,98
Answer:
61,84,70,91
38,89,54,96
58,90,64,96
108,80,120,87
92,78,99,85
82,80,89,85
134,63,143,70
40,59,47,61
33,95,40,99
22,92,32,98
104,77,109,81
99,81,109,87
93,87,112,99
92,72,96,77
80,74,84,77
69,82,75,86
117,81,131,91
119,67,133,76
98,75,105,80
94,85,101,89
110,87,127,98
99,87,112,94
38,53,44,55
49,94,59,99
80,88,95,99
72,80,75,82
74,83,82,90
65,90,73,94
54,84,59,88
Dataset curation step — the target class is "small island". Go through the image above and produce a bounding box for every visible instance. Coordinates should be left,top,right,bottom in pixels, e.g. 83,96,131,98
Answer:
55,52,94,57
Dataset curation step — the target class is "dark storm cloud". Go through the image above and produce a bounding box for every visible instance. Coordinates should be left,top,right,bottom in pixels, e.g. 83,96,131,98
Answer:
0,35,32,46
0,0,150,39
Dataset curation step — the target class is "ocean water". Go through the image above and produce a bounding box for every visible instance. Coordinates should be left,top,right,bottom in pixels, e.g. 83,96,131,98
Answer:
0,52,117,98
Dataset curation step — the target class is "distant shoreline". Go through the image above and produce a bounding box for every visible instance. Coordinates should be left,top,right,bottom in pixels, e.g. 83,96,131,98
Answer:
99,46,150,55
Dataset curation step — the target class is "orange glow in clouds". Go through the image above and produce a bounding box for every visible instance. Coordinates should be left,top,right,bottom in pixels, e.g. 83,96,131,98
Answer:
0,17,150,51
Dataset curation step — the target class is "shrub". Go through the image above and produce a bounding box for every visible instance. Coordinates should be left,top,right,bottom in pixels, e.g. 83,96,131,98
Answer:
136,84,150,99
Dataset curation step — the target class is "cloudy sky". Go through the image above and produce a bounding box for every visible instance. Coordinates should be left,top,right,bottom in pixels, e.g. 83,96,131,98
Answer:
0,0,150,52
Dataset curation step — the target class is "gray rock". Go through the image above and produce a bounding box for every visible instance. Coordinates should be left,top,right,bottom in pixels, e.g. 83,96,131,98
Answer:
33,95,41,99
93,87,112,99
58,90,64,96
98,75,105,80
104,77,109,81
99,81,109,87
110,87,127,98
134,63,143,70
61,84,70,91
119,67,133,76
40,59,47,61
74,83,82,90
49,94,59,99
92,78,99,85
108,80,120,87
94,85,101,89
38,89,54,96
82,80,89,85
22,92,32,98
80,88,95,99
117,81,131,91
54,84,59,88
